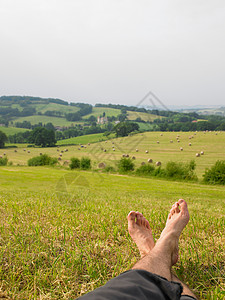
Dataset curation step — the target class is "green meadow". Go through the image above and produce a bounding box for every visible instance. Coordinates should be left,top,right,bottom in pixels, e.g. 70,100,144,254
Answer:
0,131,224,299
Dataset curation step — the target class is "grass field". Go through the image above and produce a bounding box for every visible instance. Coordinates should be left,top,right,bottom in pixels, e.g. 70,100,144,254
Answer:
84,107,121,119
2,131,225,179
56,133,112,146
0,126,30,135
12,115,76,127
0,165,224,299
126,111,164,122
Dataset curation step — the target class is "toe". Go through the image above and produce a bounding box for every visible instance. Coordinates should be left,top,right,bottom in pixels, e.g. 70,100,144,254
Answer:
178,199,188,212
127,211,137,222
175,202,180,213
136,212,142,225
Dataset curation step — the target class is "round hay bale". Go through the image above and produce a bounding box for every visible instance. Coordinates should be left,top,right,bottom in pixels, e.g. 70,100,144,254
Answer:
78,148,80,150
189,143,192,146
98,162,106,169
0,155,2,159
196,153,200,157
157,141,159,144
59,153,62,157
156,161,161,166
136,149,139,152
3,153,6,156
58,157,62,161
160,133,163,136
14,150,17,153
141,162,146,166
132,156,136,160
125,154,129,157
145,150,149,154
57,149,59,152
88,143,90,145
148,158,153,163
180,147,183,151
27,150,30,153
113,148,115,151
40,153,42,156
122,154,126,157
103,149,106,152
200,151,204,155
63,160,70,166
170,140,173,143
23,149,26,151
177,140,180,143
61,150,64,153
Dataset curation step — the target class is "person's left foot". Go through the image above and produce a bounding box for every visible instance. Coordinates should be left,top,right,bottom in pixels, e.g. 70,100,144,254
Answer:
127,211,155,258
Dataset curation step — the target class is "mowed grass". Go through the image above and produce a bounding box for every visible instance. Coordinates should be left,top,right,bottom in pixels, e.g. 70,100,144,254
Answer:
12,115,75,127
126,111,164,122
3,131,225,179
0,166,224,299
0,126,30,135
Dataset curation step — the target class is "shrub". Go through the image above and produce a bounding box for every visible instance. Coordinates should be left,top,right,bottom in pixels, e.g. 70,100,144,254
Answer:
136,164,155,175
104,166,116,173
203,160,225,185
69,157,80,169
118,158,135,173
0,156,8,166
80,157,91,170
28,154,58,166
165,160,197,180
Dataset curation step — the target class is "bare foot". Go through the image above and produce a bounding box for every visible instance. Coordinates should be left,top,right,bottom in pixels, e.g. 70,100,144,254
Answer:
159,199,190,265
127,211,155,258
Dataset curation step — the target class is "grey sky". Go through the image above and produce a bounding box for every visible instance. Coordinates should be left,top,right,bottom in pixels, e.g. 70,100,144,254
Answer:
1,0,225,107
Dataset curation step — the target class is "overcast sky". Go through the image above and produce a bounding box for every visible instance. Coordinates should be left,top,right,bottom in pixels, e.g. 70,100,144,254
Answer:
1,0,225,107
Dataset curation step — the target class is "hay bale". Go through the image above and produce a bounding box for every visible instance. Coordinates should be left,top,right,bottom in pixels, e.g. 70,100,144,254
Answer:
136,149,139,152
196,153,200,157
141,162,146,166
160,133,163,136
103,149,107,152
125,154,129,157
122,154,126,157
58,157,62,161
0,155,2,159
157,141,159,144
59,153,62,157
200,151,204,155
63,160,69,166
98,162,106,169
14,150,17,152
170,140,173,143
148,158,153,163
180,147,183,151
156,161,161,166
23,149,26,151
177,140,180,143
57,149,59,152
132,156,136,160
40,153,42,155
189,143,192,146
113,149,115,151
3,153,6,155
61,150,64,153
145,150,149,154
27,150,30,153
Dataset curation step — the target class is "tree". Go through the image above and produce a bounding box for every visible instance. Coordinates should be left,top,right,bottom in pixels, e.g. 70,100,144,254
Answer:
29,127,56,147
0,130,7,148
114,122,139,137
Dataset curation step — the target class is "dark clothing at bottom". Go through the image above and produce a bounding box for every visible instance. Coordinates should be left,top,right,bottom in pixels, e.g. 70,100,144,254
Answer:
77,269,196,300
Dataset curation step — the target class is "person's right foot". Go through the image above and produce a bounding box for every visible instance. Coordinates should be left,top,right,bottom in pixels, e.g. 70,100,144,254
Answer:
158,199,190,265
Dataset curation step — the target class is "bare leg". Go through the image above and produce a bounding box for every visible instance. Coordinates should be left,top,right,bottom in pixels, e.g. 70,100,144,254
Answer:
129,199,197,298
